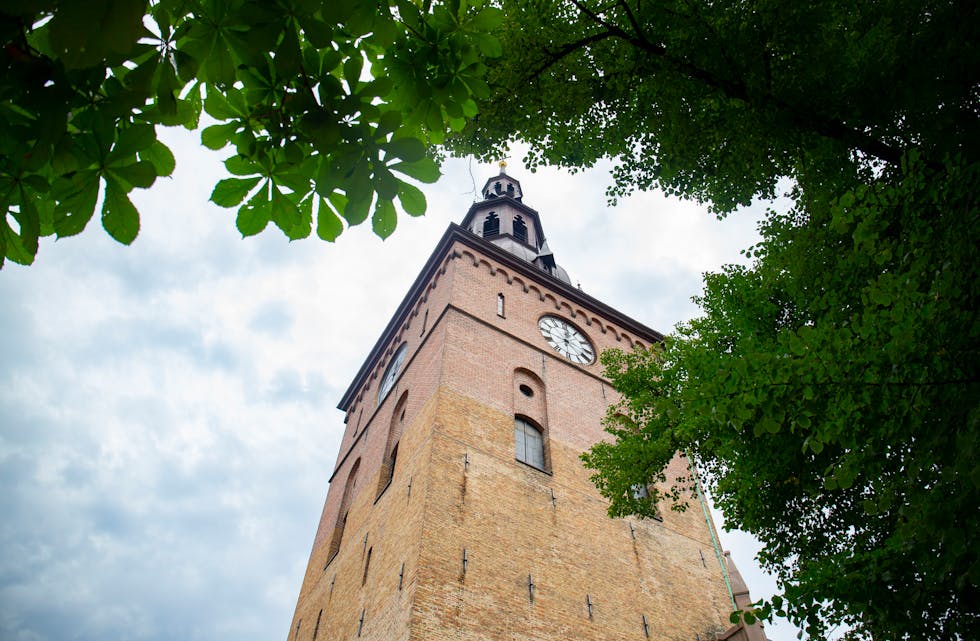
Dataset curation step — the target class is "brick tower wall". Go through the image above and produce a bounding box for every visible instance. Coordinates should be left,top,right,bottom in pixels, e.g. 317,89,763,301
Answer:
287,238,735,641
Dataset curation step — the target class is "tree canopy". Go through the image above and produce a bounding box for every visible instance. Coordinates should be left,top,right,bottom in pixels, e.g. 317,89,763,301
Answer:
0,0,502,268
447,1,977,638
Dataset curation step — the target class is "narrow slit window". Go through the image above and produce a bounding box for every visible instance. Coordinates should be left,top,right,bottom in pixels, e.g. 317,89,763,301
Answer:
313,610,322,641
497,293,505,317
362,547,373,585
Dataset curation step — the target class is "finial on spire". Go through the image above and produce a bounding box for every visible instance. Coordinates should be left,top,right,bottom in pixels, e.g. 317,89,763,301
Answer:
498,160,507,175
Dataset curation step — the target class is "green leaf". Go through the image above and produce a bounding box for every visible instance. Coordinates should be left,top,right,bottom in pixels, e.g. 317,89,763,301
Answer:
291,195,314,241
22,175,51,193
376,111,403,139
47,0,145,68
155,59,181,116
204,89,241,120
299,15,333,49
270,187,303,237
181,82,203,130
110,161,157,189
201,122,239,150
475,33,502,58
203,48,237,87
301,110,343,152
236,186,271,237
316,197,344,241
14,193,41,257
461,98,479,119
101,178,140,244
375,167,399,201
753,416,780,436
53,172,101,237
343,196,371,226
397,181,427,217
139,141,176,177
211,177,262,208
345,161,373,204
372,198,397,239
2,217,35,266
390,158,440,183
385,137,426,163
174,49,200,83
274,24,302,77
343,55,363,91
471,6,504,30
225,155,259,176
110,124,157,160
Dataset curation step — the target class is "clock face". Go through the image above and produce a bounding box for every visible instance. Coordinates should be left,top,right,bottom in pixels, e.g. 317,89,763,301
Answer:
538,316,595,364
378,343,407,404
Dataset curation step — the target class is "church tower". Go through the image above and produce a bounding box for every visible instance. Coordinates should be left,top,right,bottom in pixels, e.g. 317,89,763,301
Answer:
287,168,761,641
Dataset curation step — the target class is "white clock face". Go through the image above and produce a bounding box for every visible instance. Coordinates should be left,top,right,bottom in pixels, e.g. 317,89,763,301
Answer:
538,316,595,364
378,343,407,404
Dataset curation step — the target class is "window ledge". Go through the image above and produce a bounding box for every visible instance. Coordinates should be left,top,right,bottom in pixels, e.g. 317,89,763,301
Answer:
515,458,553,475
374,479,394,504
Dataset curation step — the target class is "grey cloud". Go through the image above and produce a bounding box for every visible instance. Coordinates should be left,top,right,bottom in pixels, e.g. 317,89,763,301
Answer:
249,301,294,336
262,369,330,406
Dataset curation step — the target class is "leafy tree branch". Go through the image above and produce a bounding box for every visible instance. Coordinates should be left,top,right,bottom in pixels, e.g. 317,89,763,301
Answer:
0,0,505,268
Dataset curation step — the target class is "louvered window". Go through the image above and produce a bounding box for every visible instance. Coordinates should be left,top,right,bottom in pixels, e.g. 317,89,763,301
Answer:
483,212,500,236
513,215,528,242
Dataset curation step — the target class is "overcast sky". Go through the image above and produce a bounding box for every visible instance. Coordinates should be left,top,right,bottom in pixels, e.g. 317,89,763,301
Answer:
0,128,806,640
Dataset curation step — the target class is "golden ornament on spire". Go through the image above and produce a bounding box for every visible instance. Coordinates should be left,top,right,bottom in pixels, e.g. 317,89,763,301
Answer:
498,160,507,174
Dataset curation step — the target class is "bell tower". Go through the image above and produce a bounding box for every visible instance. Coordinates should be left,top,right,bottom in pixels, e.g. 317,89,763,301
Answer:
286,173,763,641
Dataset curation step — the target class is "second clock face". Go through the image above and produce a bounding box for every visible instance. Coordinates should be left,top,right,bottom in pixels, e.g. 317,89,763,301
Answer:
378,343,407,404
538,315,595,364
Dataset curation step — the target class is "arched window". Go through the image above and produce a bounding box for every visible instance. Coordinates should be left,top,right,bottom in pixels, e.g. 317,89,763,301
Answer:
513,215,528,243
386,443,399,486
483,212,500,236
514,417,545,470
327,457,360,564
378,392,408,497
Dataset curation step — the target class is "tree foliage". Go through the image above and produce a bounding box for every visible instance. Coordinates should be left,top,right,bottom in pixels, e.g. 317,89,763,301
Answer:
585,153,978,639
450,0,979,638
0,0,502,267
451,0,976,212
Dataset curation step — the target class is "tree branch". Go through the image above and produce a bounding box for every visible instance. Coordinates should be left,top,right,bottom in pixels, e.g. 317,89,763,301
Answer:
531,30,619,79
560,0,905,166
